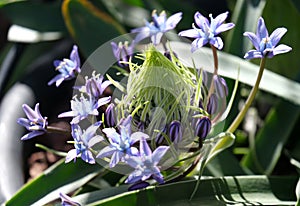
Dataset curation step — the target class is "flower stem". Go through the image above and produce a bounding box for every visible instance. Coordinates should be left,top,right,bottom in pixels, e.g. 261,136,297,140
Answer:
207,45,218,100
47,126,70,135
227,57,266,133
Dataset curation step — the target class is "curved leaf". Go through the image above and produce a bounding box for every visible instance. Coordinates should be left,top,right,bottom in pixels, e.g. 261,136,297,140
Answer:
5,159,103,206
71,176,297,205
62,0,126,57
1,1,66,32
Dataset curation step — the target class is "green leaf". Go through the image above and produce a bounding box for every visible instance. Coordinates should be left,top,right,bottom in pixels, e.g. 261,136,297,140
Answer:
205,132,235,165
73,176,297,205
242,99,300,174
62,0,126,57
1,1,66,32
262,0,300,80
5,159,103,206
0,0,25,7
167,41,300,106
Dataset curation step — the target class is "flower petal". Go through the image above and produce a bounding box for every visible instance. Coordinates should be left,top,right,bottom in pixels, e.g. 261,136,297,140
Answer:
178,29,200,38
256,17,268,41
269,27,287,47
65,149,78,163
102,128,121,143
22,104,38,120
81,150,95,164
194,11,209,29
191,38,208,52
211,11,229,30
271,44,292,56
214,23,235,35
165,12,182,31
243,32,260,51
140,138,152,156
130,132,149,144
209,37,223,50
152,146,169,165
21,131,45,140
96,145,116,158
244,50,263,59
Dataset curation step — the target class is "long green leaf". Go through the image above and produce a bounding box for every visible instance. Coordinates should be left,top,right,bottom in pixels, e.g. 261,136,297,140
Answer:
1,1,66,32
242,100,300,174
71,176,297,206
62,0,125,57
5,159,103,206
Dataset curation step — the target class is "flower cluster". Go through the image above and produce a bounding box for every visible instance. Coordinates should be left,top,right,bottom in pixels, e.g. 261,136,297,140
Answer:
16,9,292,205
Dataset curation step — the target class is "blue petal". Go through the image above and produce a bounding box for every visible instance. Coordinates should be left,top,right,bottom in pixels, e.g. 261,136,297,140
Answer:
269,28,287,47
194,12,209,30
102,128,121,143
256,17,268,41
209,37,223,50
165,12,182,31
65,149,78,163
81,150,95,164
20,131,45,140
243,32,260,51
152,146,169,165
96,145,116,158
191,38,208,52
178,29,200,38
244,50,263,59
140,138,152,156
271,44,292,56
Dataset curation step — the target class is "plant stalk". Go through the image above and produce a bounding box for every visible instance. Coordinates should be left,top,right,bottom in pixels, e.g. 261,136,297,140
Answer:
227,57,266,133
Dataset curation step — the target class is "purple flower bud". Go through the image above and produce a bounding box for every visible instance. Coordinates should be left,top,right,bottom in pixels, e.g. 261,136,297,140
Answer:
105,103,116,127
155,127,167,145
207,93,218,115
213,75,228,98
168,120,182,144
195,116,211,141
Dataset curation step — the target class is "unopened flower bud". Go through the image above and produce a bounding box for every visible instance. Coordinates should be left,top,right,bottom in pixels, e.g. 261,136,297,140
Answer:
195,116,211,141
168,120,182,144
207,93,218,115
105,103,116,127
213,75,228,98
155,127,166,145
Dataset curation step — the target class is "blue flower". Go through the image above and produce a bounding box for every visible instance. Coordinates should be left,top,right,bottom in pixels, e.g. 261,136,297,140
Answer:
131,10,182,45
243,17,292,59
111,41,135,67
59,192,81,206
125,137,169,184
17,103,48,140
65,122,103,164
48,45,81,87
179,11,235,52
76,72,111,100
58,94,111,124
97,116,147,168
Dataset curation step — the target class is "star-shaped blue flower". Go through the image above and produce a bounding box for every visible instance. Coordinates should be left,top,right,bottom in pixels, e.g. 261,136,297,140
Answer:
131,10,182,45
243,17,292,59
17,103,48,140
125,137,169,184
48,45,81,87
58,94,111,124
179,11,235,52
65,122,103,164
96,116,148,168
